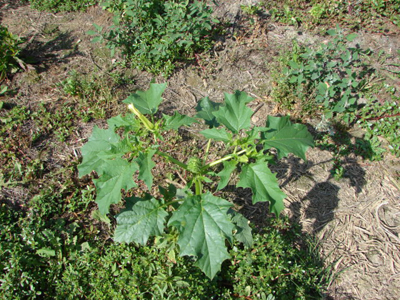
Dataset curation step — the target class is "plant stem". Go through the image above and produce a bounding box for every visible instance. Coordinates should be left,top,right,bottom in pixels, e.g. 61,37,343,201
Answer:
156,150,188,169
203,139,212,163
206,149,247,168
194,178,202,195
127,103,154,131
161,199,182,209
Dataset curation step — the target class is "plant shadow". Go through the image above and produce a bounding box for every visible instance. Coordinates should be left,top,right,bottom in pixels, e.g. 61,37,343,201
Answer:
275,129,369,234
20,30,81,73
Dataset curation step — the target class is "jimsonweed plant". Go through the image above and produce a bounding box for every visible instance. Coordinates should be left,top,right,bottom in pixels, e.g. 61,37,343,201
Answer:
89,0,217,76
78,83,314,278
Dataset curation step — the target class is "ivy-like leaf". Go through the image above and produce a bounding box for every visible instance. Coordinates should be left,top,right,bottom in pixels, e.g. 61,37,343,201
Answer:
93,159,138,215
168,192,234,279
261,116,314,160
114,196,168,245
237,160,286,216
123,83,167,115
162,112,197,131
78,126,129,177
135,150,156,190
216,160,237,190
200,127,232,143
195,96,221,128
213,91,253,133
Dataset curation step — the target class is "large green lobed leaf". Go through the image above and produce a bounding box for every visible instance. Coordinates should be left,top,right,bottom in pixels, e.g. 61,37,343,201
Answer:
162,112,197,131
262,116,314,160
212,91,253,133
93,159,138,215
135,150,156,190
114,196,168,245
237,160,286,216
195,96,221,128
78,126,130,177
168,192,234,279
123,82,167,115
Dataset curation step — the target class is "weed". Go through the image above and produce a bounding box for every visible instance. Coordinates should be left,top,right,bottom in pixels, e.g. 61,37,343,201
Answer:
357,98,400,157
0,199,329,299
0,25,25,81
78,83,314,278
261,0,400,31
89,0,218,76
274,27,372,123
29,0,98,12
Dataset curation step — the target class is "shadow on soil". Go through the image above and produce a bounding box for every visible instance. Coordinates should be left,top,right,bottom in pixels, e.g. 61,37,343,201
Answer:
20,30,81,72
272,124,371,234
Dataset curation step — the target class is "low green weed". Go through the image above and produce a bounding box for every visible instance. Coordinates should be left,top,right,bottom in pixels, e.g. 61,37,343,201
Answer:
29,0,98,12
274,27,372,123
357,98,400,157
225,218,328,299
78,83,314,278
0,25,25,81
259,0,400,30
0,199,328,299
89,0,218,76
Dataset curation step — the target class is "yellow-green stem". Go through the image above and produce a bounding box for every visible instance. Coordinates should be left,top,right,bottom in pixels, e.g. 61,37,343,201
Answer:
206,149,247,168
127,104,154,131
203,139,212,163
195,178,202,195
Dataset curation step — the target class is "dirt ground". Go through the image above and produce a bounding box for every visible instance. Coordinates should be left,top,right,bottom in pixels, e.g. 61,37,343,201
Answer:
1,1,400,299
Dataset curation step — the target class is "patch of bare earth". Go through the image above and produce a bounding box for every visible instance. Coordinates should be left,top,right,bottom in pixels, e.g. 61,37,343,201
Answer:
1,1,400,299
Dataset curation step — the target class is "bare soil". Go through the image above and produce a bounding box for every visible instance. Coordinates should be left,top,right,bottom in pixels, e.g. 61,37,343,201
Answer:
1,1,400,299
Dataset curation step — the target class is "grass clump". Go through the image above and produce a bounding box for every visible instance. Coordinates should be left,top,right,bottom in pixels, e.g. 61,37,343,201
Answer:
89,0,218,76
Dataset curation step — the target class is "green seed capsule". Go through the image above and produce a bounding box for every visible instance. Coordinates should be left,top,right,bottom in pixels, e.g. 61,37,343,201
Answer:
187,157,202,174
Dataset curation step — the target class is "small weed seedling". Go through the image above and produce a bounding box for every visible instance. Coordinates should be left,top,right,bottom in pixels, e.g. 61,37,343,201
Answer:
78,83,314,278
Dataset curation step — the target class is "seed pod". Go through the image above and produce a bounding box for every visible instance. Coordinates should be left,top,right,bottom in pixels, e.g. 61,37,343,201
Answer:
187,157,202,174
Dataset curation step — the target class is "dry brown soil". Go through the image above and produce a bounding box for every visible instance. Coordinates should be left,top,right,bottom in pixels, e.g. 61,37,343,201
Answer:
1,1,400,299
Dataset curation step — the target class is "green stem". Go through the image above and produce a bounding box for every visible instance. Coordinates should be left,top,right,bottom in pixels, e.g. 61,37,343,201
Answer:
233,145,238,154
161,199,181,209
203,139,212,163
206,149,247,168
127,103,154,131
156,150,188,169
194,178,202,195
